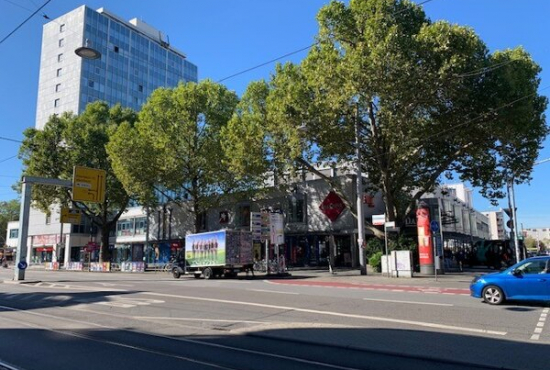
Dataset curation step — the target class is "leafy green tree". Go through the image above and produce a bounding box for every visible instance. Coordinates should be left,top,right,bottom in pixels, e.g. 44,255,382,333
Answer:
19,102,137,262
108,80,245,233
0,199,20,245
223,0,548,238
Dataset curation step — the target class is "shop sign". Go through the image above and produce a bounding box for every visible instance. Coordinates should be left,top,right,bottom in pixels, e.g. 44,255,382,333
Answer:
319,191,346,222
33,234,59,246
250,212,262,241
372,214,386,226
269,213,284,245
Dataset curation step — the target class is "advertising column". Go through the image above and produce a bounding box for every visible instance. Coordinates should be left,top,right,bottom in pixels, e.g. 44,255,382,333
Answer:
416,203,434,274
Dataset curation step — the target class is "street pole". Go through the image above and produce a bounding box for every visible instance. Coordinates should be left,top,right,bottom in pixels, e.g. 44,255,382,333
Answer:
13,176,73,281
14,180,32,281
508,178,521,262
384,223,389,277
355,104,366,275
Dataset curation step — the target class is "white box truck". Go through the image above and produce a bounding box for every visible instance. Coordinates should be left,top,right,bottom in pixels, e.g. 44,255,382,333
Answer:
181,229,254,279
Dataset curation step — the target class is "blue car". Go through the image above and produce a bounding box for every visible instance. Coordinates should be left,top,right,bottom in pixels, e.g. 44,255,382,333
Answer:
470,256,550,305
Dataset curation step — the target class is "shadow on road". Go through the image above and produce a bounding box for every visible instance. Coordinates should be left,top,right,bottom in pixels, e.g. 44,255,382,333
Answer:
0,324,548,370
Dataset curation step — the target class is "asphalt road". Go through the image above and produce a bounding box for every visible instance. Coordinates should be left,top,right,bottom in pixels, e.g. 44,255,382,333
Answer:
0,268,549,370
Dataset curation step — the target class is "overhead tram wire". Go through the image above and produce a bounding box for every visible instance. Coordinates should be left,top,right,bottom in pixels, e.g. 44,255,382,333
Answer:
216,0,437,83
0,136,23,143
0,0,52,46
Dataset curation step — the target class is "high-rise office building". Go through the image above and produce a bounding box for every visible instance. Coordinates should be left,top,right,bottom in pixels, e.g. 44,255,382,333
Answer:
35,6,198,129
28,6,198,266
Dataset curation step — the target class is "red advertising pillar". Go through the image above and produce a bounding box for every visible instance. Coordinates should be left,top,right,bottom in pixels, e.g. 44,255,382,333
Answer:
416,203,435,275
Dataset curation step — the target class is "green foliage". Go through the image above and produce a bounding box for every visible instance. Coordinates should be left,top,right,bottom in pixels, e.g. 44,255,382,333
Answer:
224,0,548,235
108,80,243,232
365,237,384,258
368,251,383,272
19,102,137,261
388,234,417,251
0,199,20,245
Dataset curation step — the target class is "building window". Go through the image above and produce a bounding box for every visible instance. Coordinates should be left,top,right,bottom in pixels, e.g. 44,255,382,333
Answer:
114,45,119,53
135,217,147,235
236,205,251,227
56,68,62,77
55,83,61,92
57,53,63,62
138,84,143,92
58,38,65,47
288,195,305,223
9,229,18,239
60,24,65,33
54,99,60,107
117,219,133,236
45,213,51,225
88,80,95,88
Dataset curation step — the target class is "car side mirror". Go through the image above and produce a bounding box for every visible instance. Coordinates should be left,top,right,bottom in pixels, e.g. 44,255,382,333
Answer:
512,269,523,276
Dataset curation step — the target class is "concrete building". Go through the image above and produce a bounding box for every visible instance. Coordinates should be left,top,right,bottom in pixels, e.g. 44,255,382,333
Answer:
26,6,198,265
522,228,550,243
35,6,197,129
482,210,507,240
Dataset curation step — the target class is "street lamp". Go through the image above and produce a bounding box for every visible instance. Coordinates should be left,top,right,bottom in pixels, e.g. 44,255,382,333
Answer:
75,39,101,60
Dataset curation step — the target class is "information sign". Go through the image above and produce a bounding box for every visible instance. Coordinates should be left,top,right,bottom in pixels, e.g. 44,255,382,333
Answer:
61,207,82,224
72,166,106,203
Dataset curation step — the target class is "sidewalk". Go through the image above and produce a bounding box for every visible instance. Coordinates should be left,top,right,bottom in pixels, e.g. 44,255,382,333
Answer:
276,266,493,290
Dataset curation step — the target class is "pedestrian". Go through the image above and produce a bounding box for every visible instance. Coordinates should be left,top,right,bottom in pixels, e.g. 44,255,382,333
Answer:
457,249,465,272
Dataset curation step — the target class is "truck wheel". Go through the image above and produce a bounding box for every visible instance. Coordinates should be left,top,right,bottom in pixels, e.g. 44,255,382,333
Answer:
203,267,213,280
172,268,181,279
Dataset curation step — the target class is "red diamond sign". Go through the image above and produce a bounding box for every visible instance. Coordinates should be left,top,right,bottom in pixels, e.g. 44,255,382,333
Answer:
319,191,346,222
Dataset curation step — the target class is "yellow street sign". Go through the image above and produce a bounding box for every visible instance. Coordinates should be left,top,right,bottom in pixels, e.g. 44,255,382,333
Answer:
72,166,106,203
61,207,82,224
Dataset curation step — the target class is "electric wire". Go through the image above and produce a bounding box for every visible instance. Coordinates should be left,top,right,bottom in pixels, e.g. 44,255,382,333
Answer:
216,0,436,83
0,0,52,46
0,136,23,144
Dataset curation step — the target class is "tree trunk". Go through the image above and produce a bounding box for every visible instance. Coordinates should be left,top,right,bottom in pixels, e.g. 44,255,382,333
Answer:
99,225,111,263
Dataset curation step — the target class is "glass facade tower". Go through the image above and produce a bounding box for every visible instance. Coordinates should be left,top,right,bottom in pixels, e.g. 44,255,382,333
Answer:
35,6,198,129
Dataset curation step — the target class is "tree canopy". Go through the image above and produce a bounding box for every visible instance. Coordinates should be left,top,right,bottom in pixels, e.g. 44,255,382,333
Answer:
222,0,548,236
0,199,20,245
19,102,137,261
108,80,248,232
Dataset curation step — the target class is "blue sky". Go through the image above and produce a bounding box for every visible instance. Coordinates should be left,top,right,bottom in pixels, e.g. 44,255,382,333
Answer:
0,0,549,229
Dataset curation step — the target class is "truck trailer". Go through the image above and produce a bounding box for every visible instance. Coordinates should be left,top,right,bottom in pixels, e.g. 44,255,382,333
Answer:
177,229,254,279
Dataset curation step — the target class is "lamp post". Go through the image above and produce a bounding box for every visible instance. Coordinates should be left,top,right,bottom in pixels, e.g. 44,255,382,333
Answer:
75,39,101,60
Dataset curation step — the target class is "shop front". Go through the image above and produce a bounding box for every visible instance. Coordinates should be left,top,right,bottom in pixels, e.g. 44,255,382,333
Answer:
285,234,352,268
143,240,183,267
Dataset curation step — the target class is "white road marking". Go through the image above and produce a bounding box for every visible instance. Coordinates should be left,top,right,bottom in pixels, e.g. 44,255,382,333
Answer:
132,317,266,324
0,304,366,370
140,292,506,336
86,298,164,308
248,289,299,295
530,308,549,341
362,298,453,307
18,283,127,292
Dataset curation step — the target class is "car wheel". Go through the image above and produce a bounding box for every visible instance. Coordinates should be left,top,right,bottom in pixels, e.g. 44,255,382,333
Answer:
483,285,505,305
172,268,181,279
203,267,213,280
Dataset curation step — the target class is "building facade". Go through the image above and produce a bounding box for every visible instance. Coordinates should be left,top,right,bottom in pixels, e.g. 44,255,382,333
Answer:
482,210,507,240
26,6,198,265
36,6,197,129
